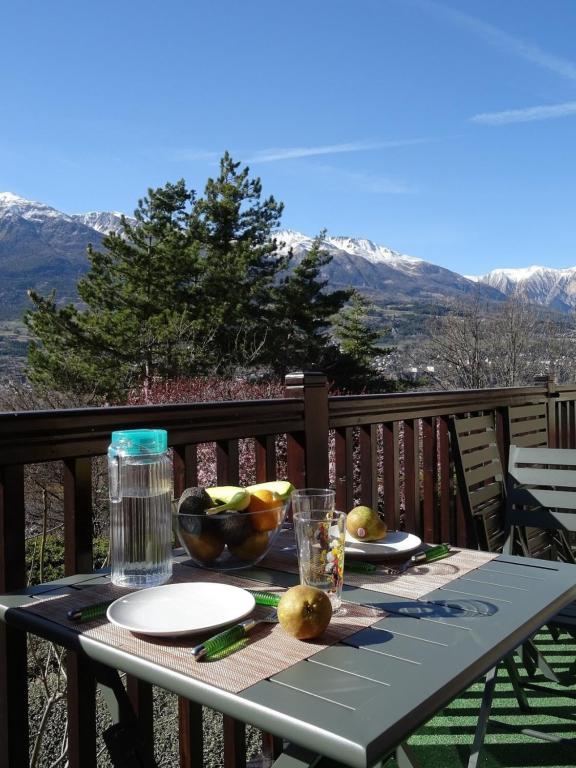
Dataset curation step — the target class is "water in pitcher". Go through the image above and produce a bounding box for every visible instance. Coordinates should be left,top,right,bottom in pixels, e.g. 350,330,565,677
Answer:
108,429,173,587
110,490,173,587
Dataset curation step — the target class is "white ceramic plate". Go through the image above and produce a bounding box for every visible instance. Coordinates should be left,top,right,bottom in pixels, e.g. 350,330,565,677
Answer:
345,530,422,559
106,582,256,637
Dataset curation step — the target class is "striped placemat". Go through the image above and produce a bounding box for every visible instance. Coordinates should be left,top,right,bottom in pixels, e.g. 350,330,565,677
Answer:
17,563,385,695
261,534,498,600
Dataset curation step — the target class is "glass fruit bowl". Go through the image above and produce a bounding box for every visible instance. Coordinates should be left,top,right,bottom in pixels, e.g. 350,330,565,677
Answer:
175,500,289,570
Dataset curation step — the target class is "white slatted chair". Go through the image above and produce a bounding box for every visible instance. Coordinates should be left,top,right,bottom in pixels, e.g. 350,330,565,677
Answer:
505,445,576,642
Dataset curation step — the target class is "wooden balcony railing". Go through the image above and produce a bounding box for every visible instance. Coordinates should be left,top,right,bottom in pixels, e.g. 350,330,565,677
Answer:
1,371,575,767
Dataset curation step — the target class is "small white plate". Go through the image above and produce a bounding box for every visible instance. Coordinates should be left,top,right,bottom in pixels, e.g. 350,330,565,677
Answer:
345,530,422,559
106,582,256,637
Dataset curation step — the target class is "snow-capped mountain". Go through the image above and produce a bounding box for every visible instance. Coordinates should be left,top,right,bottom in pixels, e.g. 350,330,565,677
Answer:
0,193,107,271
470,265,576,312
274,229,503,305
0,192,109,318
1,191,570,323
275,230,423,269
0,191,78,223
275,229,423,266
71,210,131,235
0,194,505,319
0,193,132,237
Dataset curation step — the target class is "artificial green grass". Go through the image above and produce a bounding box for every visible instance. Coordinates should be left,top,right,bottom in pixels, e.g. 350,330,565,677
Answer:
388,629,576,768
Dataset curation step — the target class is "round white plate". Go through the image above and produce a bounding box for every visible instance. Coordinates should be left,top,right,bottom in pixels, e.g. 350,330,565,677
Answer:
345,530,422,559
106,582,256,637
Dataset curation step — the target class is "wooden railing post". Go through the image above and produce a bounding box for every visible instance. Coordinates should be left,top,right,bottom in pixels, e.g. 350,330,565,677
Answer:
0,465,28,768
64,457,93,576
173,446,204,768
63,457,101,768
534,373,558,447
284,372,330,489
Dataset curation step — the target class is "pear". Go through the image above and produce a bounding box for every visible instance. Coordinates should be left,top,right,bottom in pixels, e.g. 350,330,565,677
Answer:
277,585,332,640
346,506,387,541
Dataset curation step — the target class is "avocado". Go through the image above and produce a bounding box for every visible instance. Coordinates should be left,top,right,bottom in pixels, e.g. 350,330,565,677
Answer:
205,486,250,513
213,511,251,545
177,487,213,516
245,480,295,501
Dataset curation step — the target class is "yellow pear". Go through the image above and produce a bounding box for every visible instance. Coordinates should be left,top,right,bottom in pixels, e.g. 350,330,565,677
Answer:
277,585,332,639
346,506,387,541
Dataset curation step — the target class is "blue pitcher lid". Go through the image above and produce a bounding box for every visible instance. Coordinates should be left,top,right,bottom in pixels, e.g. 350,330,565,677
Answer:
110,429,167,455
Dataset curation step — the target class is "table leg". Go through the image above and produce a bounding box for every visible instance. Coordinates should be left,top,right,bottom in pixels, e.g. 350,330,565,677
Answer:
504,654,530,712
520,637,561,683
268,743,318,767
268,743,349,767
468,665,498,768
395,742,423,768
93,662,158,768
248,731,284,767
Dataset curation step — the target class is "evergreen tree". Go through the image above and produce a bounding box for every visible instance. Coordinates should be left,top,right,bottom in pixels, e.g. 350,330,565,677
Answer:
187,152,286,372
25,156,289,398
25,155,392,398
25,180,208,399
335,291,391,364
331,291,393,391
266,232,353,376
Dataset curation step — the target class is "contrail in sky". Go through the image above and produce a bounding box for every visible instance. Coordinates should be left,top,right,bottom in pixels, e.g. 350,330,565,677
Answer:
413,0,576,82
471,100,576,125
172,138,432,164
244,138,432,163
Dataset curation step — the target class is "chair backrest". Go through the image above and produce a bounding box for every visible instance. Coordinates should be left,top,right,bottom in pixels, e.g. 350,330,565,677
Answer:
450,413,552,557
507,445,576,563
506,402,549,449
449,413,507,553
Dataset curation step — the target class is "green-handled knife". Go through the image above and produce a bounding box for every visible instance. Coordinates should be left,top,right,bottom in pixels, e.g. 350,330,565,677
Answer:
347,543,453,575
192,608,279,660
67,600,114,622
397,542,453,573
412,542,452,564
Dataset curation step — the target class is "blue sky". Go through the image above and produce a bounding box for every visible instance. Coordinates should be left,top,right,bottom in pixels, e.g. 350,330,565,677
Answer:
2,0,575,274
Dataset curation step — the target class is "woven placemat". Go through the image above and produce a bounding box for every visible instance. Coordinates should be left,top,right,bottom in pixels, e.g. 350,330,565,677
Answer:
17,564,385,694
262,535,498,600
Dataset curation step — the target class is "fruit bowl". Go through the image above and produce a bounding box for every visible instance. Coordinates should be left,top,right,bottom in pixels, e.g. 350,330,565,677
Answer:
175,499,289,570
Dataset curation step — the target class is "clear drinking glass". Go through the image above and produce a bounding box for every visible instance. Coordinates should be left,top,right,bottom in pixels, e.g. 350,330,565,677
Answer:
294,509,346,611
291,488,336,517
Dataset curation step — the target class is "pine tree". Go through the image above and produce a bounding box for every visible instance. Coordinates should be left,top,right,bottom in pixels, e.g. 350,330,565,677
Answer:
25,156,393,398
267,232,353,377
25,180,208,399
335,291,390,363
187,152,286,372
331,291,393,391
25,157,289,398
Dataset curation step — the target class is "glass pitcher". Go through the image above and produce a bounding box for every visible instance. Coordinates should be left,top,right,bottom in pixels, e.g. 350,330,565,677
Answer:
108,428,173,587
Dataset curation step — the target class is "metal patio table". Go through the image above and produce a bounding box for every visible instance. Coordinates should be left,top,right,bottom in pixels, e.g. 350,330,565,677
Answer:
2,551,576,768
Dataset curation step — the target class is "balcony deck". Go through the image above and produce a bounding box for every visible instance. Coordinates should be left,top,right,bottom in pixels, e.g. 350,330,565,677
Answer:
1,372,575,767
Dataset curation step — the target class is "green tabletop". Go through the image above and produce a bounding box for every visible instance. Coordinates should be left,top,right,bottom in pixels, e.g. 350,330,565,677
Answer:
1,552,575,768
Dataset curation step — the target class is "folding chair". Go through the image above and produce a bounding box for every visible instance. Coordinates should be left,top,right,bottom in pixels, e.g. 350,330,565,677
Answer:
505,445,576,646
449,413,561,679
449,413,576,767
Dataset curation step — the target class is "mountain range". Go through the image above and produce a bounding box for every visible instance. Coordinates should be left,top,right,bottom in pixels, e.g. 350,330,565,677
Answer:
467,266,576,313
0,191,575,322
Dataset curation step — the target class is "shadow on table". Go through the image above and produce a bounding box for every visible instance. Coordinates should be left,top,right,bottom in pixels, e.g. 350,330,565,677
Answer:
349,596,499,621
